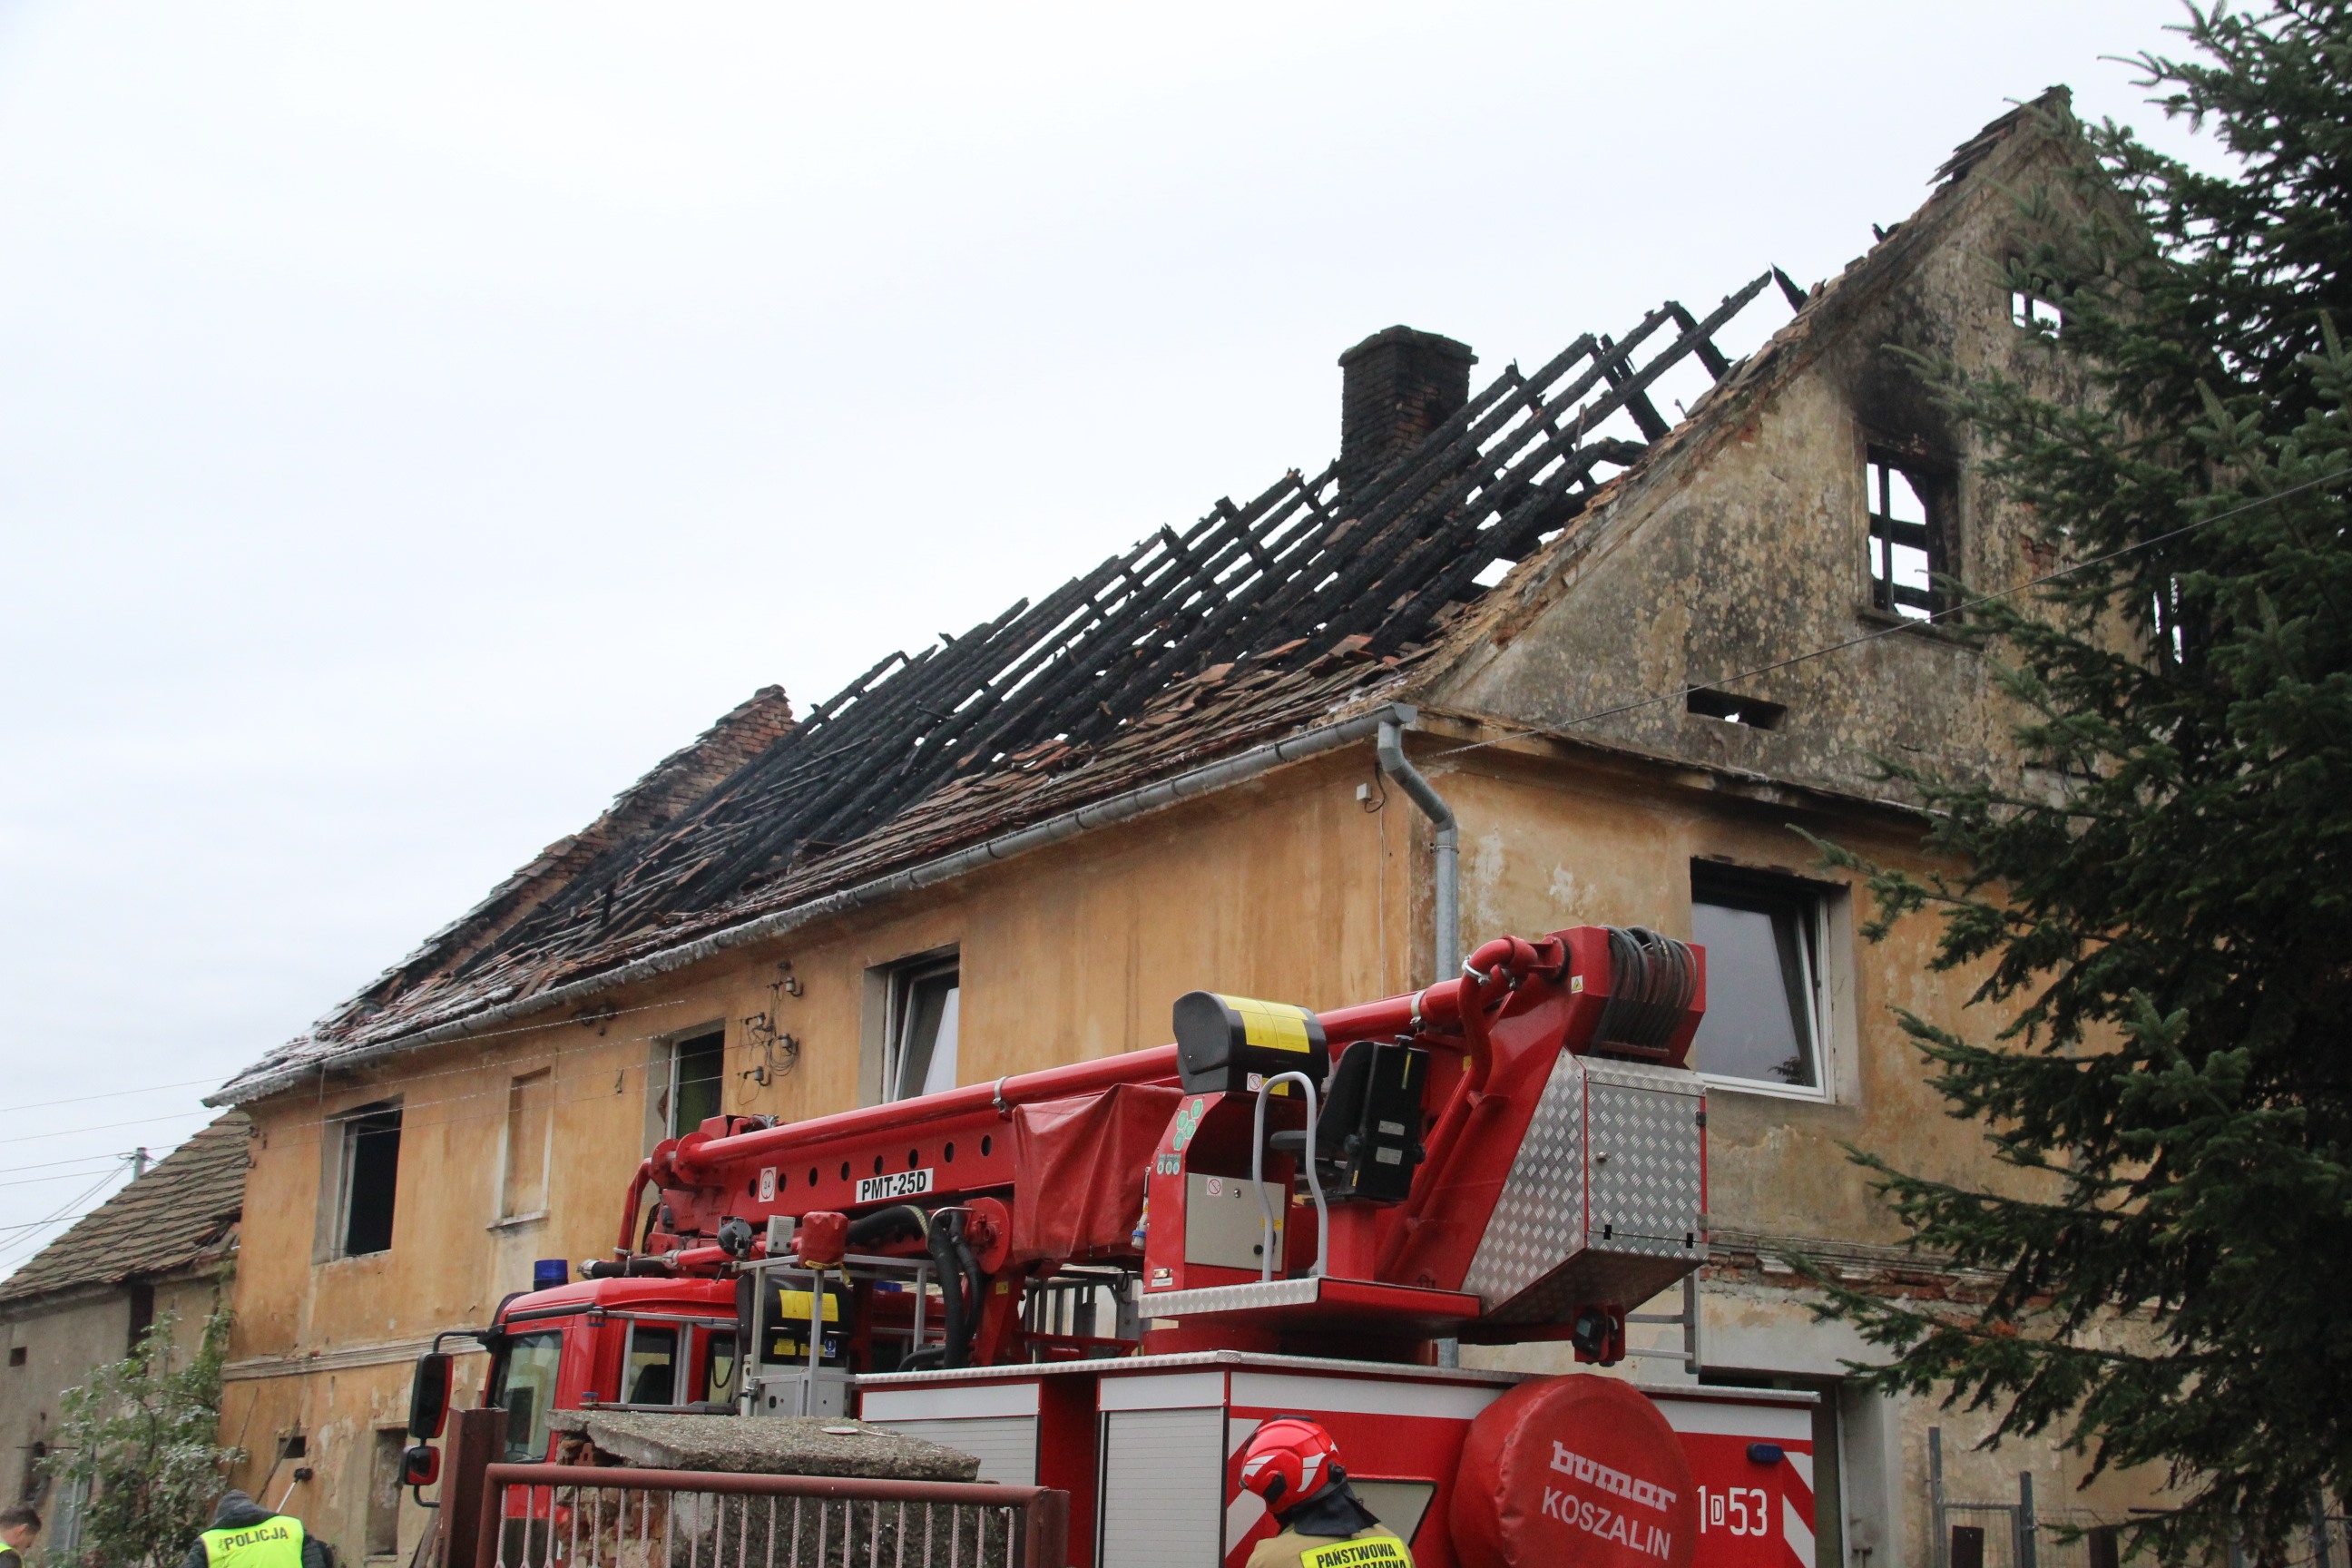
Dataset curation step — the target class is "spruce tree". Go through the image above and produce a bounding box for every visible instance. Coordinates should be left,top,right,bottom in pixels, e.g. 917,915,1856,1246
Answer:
1813,5,2352,1559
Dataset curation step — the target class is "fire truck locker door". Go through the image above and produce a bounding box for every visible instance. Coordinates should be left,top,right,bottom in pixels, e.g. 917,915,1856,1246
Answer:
1099,1406,1224,1568
1585,1061,1706,1250
859,1381,1041,1486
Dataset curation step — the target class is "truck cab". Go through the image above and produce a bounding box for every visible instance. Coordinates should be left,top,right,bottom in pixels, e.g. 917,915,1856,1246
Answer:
476,1278,741,1462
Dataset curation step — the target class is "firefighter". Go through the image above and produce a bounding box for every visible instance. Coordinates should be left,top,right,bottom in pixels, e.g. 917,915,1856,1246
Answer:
0,1504,41,1568
181,1493,329,1568
1237,1417,1412,1567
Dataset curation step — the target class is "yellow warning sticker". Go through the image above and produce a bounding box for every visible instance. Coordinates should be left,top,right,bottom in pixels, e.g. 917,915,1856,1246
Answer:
1221,995,1313,1054
1298,1538,1410,1568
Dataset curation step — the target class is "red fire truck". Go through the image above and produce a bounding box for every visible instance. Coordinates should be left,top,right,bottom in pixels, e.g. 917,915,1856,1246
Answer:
405,927,1818,1568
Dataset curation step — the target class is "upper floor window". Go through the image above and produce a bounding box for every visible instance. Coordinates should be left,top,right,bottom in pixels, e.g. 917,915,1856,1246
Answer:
333,1102,403,1257
1866,454,1948,621
1688,865,1827,1097
885,952,960,1102
663,1030,725,1139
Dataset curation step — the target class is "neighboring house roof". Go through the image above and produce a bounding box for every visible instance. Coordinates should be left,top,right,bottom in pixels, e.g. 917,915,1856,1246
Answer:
215,90,2078,1108
0,1113,249,1307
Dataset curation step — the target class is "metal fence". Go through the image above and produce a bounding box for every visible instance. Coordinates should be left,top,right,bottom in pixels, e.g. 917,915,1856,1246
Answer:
1930,1429,2344,1568
475,1464,1069,1568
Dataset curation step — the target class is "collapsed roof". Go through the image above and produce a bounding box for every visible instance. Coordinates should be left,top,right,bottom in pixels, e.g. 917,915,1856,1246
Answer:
214,87,2082,1106
215,272,1791,1102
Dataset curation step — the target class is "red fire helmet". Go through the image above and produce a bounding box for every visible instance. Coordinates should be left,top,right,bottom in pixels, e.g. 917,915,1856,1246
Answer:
1238,1417,1344,1513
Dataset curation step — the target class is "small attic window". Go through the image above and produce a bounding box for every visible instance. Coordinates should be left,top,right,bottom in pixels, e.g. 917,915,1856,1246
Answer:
1687,689,1786,730
2010,290,2063,335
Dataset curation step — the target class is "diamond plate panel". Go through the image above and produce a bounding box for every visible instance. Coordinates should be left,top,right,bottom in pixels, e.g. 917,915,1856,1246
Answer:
1460,1050,1587,1309
1588,1060,1704,1253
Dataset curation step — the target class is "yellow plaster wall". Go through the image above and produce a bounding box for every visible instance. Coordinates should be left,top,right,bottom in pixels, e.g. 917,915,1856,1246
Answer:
222,750,1406,1559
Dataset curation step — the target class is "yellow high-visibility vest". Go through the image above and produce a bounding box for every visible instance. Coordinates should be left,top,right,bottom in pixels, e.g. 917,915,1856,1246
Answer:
200,1517,305,1568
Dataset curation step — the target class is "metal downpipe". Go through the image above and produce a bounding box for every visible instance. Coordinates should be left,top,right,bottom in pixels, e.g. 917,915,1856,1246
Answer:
1377,718,1459,979
1376,716,1464,1371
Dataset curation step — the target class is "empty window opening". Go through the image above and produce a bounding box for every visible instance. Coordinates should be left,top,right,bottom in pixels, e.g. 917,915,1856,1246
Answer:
501,1069,554,1220
1866,456,1944,620
666,1031,725,1138
1685,689,1786,730
2010,290,2063,334
1689,866,1826,1093
336,1102,403,1257
886,954,961,1102
6,1348,23,1368
367,1427,404,1558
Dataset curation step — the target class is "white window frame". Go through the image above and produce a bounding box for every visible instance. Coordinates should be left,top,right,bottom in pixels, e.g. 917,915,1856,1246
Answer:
882,950,961,1103
1688,867,1836,1104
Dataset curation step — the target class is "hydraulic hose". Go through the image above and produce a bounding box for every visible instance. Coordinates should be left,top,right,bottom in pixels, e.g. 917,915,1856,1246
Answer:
847,1205,929,1250
955,1230,986,1367
927,1212,969,1370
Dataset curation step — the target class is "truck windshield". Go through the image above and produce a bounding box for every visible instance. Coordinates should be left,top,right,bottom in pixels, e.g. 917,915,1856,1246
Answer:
496,1330,563,1463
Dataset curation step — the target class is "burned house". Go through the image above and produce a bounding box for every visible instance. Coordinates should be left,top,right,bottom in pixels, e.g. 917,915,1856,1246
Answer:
209,89,2156,1565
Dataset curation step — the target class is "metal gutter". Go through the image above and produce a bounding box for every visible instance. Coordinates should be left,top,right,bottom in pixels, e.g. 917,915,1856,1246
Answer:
216,700,1420,1106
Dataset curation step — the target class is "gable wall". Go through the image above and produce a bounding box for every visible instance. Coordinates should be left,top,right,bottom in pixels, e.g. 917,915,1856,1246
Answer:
1438,137,2094,805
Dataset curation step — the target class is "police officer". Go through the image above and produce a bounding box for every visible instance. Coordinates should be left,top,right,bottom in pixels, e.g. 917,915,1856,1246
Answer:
1238,1418,1412,1568
0,1504,41,1568
181,1492,330,1568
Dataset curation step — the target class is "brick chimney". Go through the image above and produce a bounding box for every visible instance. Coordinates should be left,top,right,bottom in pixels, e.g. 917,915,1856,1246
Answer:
1337,326,1477,502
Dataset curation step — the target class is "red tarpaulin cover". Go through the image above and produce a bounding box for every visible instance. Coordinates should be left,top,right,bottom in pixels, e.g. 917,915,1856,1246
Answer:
1008,1083,1183,1265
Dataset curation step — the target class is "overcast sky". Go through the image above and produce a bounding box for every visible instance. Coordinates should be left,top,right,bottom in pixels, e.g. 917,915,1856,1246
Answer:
0,1,2210,1269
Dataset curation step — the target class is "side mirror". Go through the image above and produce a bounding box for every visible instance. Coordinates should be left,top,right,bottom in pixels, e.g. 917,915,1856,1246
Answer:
400,1444,441,1488
407,1352,453,1440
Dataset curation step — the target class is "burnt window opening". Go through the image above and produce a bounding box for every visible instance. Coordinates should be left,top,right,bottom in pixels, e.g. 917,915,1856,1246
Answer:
2010,289,2063,335
336,1102,403,1258
1866,454,1949,621
1686,689,1786,730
